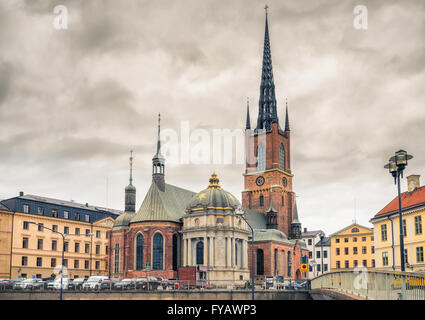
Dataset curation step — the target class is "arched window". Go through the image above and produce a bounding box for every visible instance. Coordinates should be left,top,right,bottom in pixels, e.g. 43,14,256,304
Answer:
351,227,359,233
153,233,163,270
287,251,291,277
256,143,266,171
257,249,264,275
172,234,178,271
135,234,144,270
280,144,285,170
114,244,120,273
274,249,278,275
259,195,264,206
196,241,204,265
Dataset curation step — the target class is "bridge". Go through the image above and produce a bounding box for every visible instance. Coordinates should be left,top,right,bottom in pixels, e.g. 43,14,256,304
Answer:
311,269,425,300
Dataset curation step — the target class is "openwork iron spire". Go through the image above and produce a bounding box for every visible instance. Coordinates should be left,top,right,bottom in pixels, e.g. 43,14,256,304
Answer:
257,6,279,131
285,98,290,131
129,150,134,185
246,97,251,130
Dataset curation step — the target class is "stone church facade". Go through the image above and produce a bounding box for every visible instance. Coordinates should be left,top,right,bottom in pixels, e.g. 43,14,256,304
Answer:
108,11,308,282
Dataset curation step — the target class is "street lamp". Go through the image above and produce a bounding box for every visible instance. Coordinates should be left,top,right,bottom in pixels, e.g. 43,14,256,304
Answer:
320,234,324,276
384,149,413,272
236,208,255,301
29,221,93,300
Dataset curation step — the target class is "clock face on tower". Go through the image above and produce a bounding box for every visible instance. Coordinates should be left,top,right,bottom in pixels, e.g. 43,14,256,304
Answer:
256,176,265,186
282,177,287,187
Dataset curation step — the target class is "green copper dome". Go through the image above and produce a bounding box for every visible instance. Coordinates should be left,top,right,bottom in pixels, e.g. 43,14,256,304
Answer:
186,173,241,214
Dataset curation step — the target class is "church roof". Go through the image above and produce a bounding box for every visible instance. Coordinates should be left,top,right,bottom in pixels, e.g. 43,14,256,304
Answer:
244,208,267,229
130,182,196,223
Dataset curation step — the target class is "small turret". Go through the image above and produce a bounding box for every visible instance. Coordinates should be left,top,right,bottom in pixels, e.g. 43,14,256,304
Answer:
290,201,302,239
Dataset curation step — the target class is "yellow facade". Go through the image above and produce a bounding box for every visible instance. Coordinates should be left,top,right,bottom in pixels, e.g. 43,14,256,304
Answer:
330,223,375,270
371,208,425,271
0,209,114,280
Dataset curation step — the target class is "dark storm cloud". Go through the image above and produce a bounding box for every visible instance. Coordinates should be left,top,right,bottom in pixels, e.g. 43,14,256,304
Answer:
0,0,424,233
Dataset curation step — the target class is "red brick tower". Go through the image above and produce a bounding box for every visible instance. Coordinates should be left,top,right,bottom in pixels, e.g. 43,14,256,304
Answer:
242,10,297,239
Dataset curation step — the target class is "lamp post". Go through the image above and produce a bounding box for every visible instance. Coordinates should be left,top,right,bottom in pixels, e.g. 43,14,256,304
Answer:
29,222,93,300
320,234,324,275
236,208,255,301
384,150,413,272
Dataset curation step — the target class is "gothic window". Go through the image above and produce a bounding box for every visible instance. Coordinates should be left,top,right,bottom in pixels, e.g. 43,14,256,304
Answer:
153,233,163,270
196,241,204,265
259,195,264,206
257,249,264,275
136,234,144,270
114,244,119,273
287,251,291,277
256,143,266,171
274,249,278,275
280,144,285,170
172,234,178,271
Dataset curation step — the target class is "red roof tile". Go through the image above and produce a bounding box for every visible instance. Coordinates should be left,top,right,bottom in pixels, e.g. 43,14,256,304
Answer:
375,185,425,217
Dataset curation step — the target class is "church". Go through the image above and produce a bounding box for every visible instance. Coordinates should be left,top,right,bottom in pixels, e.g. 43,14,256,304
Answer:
108,10,308,284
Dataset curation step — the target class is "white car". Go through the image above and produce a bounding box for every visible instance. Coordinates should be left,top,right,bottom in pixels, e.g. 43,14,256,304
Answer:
49,277,71,290
82,276,109,290
14,278,45,290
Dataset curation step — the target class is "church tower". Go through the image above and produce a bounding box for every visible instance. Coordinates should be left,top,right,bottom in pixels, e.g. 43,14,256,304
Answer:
242,8,299,238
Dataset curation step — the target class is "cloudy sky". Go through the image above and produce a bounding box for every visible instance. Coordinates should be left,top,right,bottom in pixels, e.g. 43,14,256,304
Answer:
0,0,424,235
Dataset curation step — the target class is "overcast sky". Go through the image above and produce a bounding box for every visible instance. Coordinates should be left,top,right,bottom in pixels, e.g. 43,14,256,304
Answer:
0,0,424,235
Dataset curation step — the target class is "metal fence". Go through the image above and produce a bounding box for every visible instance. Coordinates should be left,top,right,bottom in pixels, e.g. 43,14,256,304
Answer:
311,269,425,300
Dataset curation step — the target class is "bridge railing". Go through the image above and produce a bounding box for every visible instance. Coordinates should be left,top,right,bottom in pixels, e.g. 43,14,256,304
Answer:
311,268,425,300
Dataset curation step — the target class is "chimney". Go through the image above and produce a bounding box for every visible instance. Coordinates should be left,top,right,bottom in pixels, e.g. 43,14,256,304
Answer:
19,191,24,196
304,227,307,233
407,175,420,192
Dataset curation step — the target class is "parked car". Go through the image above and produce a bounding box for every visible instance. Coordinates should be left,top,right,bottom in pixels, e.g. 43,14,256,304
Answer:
68,278,86,290
82,276,109,290
100,279,119,290
114,278,137,290
0,279,15,290
293,280,308,290
48,277,71,290
14,278,46,290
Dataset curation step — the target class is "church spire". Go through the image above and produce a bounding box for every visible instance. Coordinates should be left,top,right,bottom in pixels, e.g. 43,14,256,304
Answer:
125,150,136,213
246,97,251,130
285,98,290,131
129,149,134,185
152,113,165,191
257,5,279,131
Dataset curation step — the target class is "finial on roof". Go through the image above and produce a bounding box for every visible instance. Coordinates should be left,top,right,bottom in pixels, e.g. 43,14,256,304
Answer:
208,172,221,189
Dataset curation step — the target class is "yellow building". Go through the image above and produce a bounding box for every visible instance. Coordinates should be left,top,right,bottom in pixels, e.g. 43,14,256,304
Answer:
330,223,375,270
0,193,120,280
370,175,425,271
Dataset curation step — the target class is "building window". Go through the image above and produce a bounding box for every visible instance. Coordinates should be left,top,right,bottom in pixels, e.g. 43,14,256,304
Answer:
279,144,285,170
362,237,366,241
287,251,291,277
64,211,69,219
372,259,375,267
85,260,89,269
37,239,43,250
362,260,367,267
351,228,359,233
172,234,178,271
257,249,264,275
136,234,144,270
323,250,328,258
51,258,56,268
22,256,28,266
316,251,320,259
64,241,69,252
52,209,58,218
353,260,358,267
36,257,42,267
23,221,29,230
96,245,100,255
23,204,29,213
74,260,79,269
353,237,357,242
38,223,44,232
52,240,57,251
381,224,387,241
63,259,68,267
336,248,340,256
37,207,44,215
417,247,424,263
74,228,80,235
404,249,408,264
22,238,28,249
317,264,321,272
96,231,101,238
85,215,90,222
344,248,349,255
371,246,375,254
344,238,348,243
308,239,312,246
415,216,422,235
196,241,204,265
95,261,100,270
259,195,264,207
382,252,388,266
75,213,80,221
402,219,407,237
335,238,340,243
309,251,312,259
353,247,358,255
75,243,80,253
52,225,58,232
256,143,266,171
106,246,109,255
362,246,367,254
336,261,340,269
371,236,374,241
345,260,349,268
64,226,69,235
153,233,164,270
85,243,90,254
114,244,120,273
85,229,90,237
